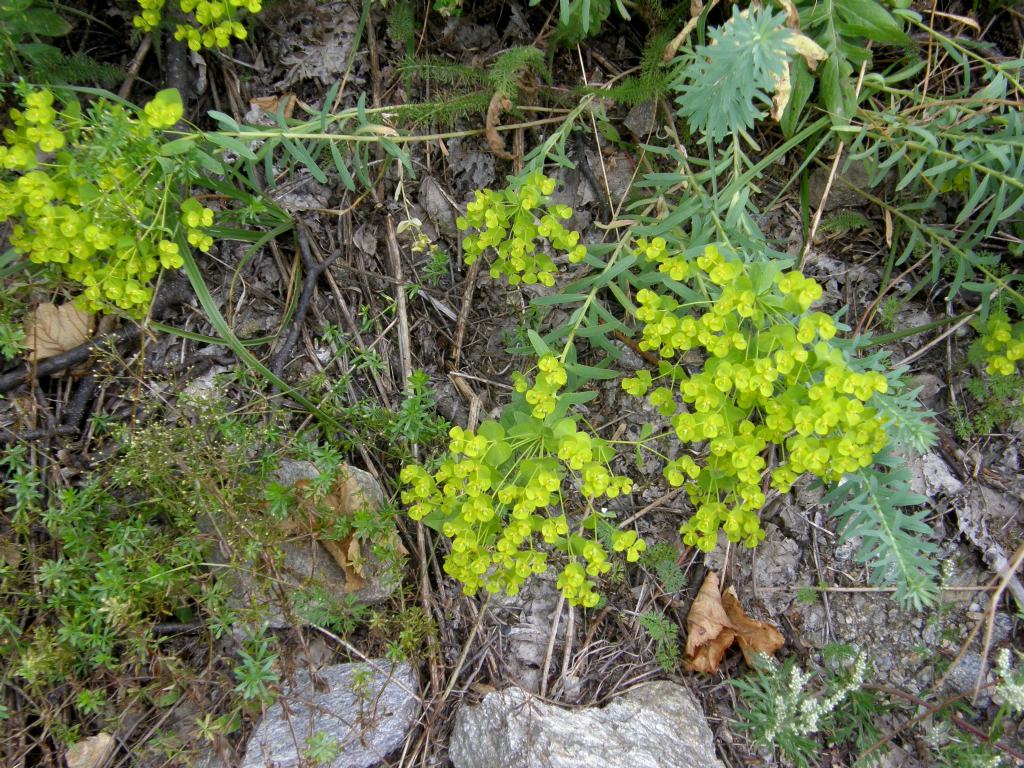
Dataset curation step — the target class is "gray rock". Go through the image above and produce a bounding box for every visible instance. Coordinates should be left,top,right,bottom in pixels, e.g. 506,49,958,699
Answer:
624,100,657,138
909,373,945,412
448,681,723,768
419,176,458,236
206,461,400,629
944,651,994,705
752,524,803,616
809,158,878,211
906,452,963,498
492,574,561,693
242,661,419,768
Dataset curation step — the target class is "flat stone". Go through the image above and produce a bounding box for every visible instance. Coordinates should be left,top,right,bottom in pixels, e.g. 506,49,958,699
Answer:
624,100,657,138
419,176,458,236
809,158,879,211
241,661,419,768
449,681,723,768
906,452,963,498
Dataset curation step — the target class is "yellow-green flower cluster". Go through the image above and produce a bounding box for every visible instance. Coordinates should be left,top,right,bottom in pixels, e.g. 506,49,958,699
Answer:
512,354,568,419
0,88,211,316
976,312,1024,377
622,242,890,552
400,358,639,607
134,0,261,51
457,172,587,287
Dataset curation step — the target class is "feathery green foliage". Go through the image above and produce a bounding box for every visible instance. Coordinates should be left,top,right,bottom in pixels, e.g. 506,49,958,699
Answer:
398,54,487,91
0,0,121,84
823,453,939,610
638,610,680,672
595,32,676,107
488,46,549,100
819,210,875,235
641,541,687,593
673,7,794,142
387,0,417,56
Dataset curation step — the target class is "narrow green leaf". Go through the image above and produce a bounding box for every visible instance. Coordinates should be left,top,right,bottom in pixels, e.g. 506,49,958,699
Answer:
531,293,589,306
159,137,196,156
282,138,328,184
329,140,356,191
207,110,240,131
206,132,258,161
527,329,554,357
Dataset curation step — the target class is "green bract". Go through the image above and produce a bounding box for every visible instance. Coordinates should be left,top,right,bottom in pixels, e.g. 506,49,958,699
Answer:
457,171,587,287
400,355,640,608
134,0,262,51
0,87,214,316
624,241,890,551
975,312,1024,379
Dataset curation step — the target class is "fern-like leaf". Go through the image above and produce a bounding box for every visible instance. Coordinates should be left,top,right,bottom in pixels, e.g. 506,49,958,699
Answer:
871,383,937,455
672,7,794,142
823,453,939,610
397,54,487,89
819,210,875,234
488,46,549,100
387,0,417,56
638,609,680,672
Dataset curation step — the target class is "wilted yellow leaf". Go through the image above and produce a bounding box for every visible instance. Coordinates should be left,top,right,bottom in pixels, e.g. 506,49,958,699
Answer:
786,32,828,69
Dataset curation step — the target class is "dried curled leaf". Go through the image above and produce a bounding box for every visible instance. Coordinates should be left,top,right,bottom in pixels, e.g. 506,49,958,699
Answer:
250,93,297,120
486,91,515,161
294,467,407,593
24,302,95,363
786,32,828,69
684,571,736,673
776,0,800,28
722,586,785,665
770,33,827,120
684,571,784,672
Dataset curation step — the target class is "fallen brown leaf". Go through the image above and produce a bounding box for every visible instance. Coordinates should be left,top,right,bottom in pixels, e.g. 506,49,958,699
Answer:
294,467,406,593
65,733,115,768
722,586,785,665
684,571,736,673
684,572,784,673
776,0,800,28
485,91,515,161
250,93,296,120
24,302,94,363
321,535,368,592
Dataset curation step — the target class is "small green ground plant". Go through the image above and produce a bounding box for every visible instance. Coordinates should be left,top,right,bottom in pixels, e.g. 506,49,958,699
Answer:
732,645,876,766
0,0,122,84
732,646,1024,766
0,377,435,759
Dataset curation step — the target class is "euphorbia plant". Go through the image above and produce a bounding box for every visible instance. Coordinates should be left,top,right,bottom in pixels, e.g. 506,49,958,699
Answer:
401,173,901,606
0,86,216,316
